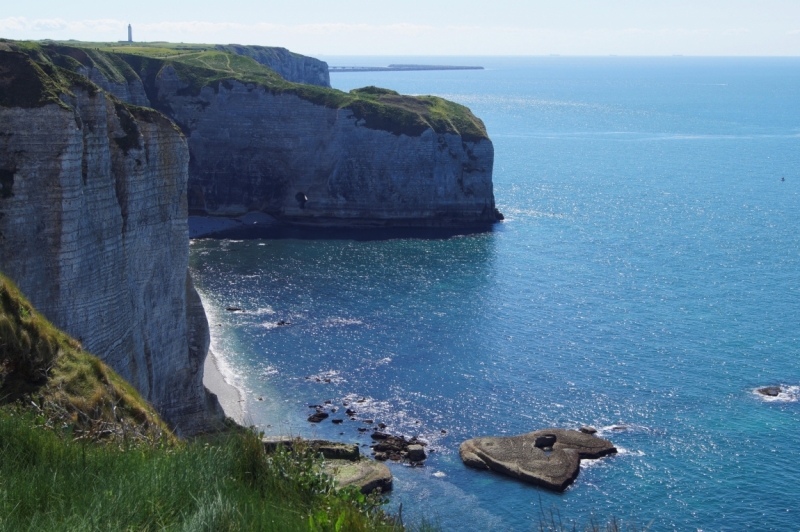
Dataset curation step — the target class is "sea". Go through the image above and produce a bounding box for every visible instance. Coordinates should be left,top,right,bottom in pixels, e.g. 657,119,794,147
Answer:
189,56,800,531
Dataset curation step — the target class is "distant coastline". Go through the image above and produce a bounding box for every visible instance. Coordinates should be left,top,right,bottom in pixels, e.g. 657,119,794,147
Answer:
330,64,484,73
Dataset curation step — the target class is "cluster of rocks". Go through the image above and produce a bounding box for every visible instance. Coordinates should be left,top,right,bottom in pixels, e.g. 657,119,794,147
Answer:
306,399,371,423
459,428,616,492
303,399,431,465
262,437,392,494
369,432,428,464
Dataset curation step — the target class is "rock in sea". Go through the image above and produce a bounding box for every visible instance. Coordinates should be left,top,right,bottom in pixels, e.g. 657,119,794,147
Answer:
459,428,616,492
308,412,329,423
757,386,782,397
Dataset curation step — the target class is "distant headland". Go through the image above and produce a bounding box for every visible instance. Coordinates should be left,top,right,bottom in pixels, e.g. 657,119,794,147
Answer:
330,64,484,73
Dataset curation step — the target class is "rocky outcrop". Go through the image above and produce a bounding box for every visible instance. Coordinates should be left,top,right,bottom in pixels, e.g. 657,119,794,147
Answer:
459,429,617,491
0,51,220,435
263,437,392,494
321,458,393,494
214,45,330,87
76,65,150,107
145,73,498,227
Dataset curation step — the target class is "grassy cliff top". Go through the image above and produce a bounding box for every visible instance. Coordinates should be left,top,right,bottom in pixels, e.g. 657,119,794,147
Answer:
2,39,489,142
0,49,99,109
0,272,172,444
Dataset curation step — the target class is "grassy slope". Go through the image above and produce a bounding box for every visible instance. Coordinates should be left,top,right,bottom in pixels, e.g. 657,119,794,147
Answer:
0,273,170,444
2,39,489,142
0,272,409,530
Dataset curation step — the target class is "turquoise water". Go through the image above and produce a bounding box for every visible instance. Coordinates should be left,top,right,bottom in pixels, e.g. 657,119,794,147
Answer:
190,57,800,530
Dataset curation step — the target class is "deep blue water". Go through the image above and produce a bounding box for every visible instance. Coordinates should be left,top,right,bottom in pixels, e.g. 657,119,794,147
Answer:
189,57,800,530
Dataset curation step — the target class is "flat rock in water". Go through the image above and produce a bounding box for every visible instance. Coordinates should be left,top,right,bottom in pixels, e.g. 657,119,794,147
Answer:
321,458,393,494
757,386,782,397
262,437,359,460
459,428,616,492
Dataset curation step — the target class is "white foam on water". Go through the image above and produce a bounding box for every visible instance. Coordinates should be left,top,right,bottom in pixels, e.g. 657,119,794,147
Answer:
306,370,346,385
753,385,799,403
433,471,447,478
253,307,276,316
614,446,646,457
322,317,364,327
260,366,279,379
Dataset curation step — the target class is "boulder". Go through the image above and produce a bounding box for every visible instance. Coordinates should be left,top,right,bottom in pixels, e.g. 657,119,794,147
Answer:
579,426,597,434
308,412,329,423
459,428,616,492
407,444,427,462
322,458,393,494
758,386,782,397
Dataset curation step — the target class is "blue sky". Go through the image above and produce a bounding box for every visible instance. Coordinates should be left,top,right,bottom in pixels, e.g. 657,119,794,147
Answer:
2,0,799,56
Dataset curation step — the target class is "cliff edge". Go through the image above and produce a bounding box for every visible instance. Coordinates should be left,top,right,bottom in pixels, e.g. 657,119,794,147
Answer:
0,51,222,435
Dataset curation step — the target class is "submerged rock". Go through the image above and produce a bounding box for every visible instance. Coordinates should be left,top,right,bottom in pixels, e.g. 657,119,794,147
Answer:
459,428,616,492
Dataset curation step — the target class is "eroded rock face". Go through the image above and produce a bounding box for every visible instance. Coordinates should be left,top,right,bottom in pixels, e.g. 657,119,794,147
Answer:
0,52,221,435
147,74,497,227
459,429,616,491
76,66,150,107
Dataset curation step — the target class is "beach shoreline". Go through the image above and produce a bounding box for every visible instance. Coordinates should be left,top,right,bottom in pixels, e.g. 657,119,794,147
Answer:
203,348,245,424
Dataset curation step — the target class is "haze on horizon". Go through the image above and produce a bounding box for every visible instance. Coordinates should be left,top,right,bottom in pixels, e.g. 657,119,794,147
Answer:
2,0,799,57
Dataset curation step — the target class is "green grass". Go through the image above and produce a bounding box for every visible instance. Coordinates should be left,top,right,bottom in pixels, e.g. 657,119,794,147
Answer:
0,411,408,531
2,39,489,141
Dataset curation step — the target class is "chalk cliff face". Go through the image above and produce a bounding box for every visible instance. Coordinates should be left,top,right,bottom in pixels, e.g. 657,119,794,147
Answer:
148,72,497,226
214,45,330,87
4,41,498,227
76,65,150,107
0,51,219,435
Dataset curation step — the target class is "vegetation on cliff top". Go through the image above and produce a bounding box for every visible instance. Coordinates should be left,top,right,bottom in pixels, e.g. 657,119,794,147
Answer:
3,39,489,141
